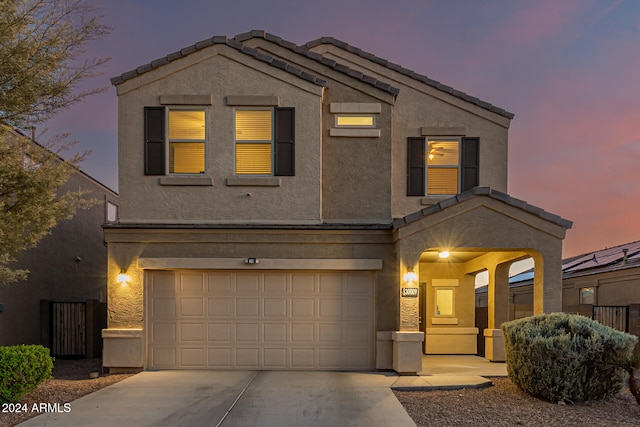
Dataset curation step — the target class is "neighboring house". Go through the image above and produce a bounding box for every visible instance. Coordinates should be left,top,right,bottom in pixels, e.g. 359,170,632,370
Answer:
0,128,119,358
103,30,572,374
477,240,640,336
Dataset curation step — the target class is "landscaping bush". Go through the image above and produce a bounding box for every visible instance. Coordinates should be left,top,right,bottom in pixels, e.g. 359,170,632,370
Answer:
0,345,53,403
502,312,637,404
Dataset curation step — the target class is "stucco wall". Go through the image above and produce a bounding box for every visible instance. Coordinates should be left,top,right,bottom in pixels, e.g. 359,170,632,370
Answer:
104,228,399,332
0,172,116,347
308,44,511,219
116,46,323,224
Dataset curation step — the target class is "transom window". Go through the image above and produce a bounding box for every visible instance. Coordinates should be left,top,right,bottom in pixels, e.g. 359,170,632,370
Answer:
168,109,206,174
235,109,273,175
335,114,375,128
427,138,460,195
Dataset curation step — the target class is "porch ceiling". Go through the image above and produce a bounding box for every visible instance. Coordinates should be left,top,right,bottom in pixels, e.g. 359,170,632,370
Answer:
419,250,486,263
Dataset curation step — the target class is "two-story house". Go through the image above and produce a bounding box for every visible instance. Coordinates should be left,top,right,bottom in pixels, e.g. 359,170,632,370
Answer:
103,30,572,374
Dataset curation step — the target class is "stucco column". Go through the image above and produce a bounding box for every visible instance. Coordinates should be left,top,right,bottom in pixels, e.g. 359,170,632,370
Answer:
485,261,510,361
393,256,424,374
532,244,563,314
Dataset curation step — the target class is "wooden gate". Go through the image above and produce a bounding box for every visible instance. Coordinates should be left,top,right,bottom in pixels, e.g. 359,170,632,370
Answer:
593,305,629,333
52,302,86,358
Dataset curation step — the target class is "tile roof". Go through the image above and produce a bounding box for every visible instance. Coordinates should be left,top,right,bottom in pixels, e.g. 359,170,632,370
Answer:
110,36,327,87
392,187,573,229
305,37,515,119
233,30,400,97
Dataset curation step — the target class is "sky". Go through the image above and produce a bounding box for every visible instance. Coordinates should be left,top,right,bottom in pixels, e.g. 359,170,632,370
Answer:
42,0,640,258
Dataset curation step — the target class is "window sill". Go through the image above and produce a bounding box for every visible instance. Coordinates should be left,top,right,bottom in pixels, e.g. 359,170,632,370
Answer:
226,177,281,187
159,176,213,186
431,317,459,325
329,128,380,138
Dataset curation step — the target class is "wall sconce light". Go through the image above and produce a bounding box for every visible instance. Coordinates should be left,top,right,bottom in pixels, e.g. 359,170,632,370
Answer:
117,270,130,286
438,251,450,259
403,271,418,284
245,258,259,265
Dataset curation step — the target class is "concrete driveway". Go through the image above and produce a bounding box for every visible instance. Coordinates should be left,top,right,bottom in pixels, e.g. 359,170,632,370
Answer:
18,371,416,427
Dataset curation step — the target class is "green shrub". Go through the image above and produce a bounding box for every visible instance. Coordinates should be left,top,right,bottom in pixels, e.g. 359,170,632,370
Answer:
0,345,54,403
502,312,637,403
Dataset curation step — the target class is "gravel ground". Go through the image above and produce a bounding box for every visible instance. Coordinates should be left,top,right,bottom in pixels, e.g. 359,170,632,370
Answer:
3,359,638,427
395,377,640,427
1,358,133,427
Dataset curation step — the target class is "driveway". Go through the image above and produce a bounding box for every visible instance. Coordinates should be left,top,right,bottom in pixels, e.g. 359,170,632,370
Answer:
18,371,416,427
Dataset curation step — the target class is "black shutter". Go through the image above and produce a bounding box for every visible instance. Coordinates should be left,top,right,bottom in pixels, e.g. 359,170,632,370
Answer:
407,137,425,196
274,107,295,176
461,137,479,191
144,107,165,175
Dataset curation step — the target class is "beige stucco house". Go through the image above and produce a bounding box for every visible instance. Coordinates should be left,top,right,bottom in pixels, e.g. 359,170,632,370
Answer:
103,30,572,373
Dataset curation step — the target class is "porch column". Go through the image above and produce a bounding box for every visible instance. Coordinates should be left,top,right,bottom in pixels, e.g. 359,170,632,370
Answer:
485,261,510,361
533,244,563,314
393,260,424,375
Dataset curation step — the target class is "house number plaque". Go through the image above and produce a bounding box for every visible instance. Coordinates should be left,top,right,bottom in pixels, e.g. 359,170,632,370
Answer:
401,287,418,297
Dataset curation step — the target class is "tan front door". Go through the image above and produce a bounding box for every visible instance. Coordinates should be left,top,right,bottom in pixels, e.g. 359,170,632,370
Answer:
146,270,374,369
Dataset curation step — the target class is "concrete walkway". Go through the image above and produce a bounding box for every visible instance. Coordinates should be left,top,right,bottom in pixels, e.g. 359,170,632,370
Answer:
392,355,508,391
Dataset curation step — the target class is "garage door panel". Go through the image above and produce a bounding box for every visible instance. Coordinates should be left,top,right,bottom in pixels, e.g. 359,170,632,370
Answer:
264,298,287,317
291,298,315,317
264,273,287,292
180,298,204,316
236,274,260,293
208,348,232,367
291,273,316,294
236,323,260,341
147,270,374,370
345,298,372,320
181,348,205,367
236,348,260,366
151,297,176,317
291,348,314,367
180,323,205,341
318,324,341,343
151,347,176,367
319,298,342,317
180,272,205,292
263,348,287,367
291,323,315,342
151,322,176,343
209,298,232,316
264,323,287,342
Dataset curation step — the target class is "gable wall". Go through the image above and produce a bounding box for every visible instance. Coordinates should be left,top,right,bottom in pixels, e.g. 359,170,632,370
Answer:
309,45,510,219
116,46,323,224
243,39,395,223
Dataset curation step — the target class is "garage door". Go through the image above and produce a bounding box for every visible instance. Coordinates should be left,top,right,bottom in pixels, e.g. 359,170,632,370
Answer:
146,270,374,370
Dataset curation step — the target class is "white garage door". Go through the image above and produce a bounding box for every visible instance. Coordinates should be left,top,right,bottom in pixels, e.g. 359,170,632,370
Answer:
146,270,374,370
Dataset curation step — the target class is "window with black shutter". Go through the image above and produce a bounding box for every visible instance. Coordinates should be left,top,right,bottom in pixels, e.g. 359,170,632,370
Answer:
144,107,165,175
407,136,480,196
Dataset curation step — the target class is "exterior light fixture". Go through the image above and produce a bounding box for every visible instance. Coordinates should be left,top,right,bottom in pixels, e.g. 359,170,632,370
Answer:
117,270,130,286
403,271,418,284
439,251,450,259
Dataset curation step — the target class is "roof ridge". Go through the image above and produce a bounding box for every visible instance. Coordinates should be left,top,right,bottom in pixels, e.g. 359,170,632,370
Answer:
305,36,514,120
233,30,400,97
110,34,327,87
392,187,572,229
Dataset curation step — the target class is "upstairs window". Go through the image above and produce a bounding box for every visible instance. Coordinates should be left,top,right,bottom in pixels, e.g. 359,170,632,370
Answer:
427,139,459,195
235,109,273,175
168,109,206,174
407,136,479,196
335,114,375,128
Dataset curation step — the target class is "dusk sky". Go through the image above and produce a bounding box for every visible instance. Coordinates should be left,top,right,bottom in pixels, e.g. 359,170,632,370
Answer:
43,0,640,258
